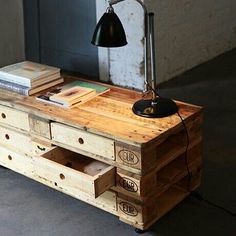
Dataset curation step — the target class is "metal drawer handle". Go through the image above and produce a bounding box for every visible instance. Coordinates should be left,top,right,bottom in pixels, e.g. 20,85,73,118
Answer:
78,138,84,144
5,134,10,140
37,145,46,151
1,113,6,119
8,155,12,160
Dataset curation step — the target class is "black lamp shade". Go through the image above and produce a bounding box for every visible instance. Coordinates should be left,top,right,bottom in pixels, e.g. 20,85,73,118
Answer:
91,12,128,48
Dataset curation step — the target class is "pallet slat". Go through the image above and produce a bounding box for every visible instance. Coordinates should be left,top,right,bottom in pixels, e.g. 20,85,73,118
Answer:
0,77,203,231
118,168,202,230
0,144,117,214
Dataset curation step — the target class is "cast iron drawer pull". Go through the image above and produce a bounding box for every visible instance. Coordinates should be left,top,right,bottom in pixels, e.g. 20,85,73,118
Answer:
8,155,12,160
5,134,10,140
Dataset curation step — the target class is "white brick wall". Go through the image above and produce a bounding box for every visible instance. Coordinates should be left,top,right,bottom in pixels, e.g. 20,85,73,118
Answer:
96,0,236,90
146,0,236,84
109,1,144,89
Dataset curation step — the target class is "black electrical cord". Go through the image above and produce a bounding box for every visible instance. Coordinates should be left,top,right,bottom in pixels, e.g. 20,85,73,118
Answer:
190,191,236,217
176,110,236,218
176,111,192,187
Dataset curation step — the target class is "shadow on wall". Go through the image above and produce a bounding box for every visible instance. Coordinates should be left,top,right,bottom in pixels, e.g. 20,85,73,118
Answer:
0,0,25,67
23,0,99,77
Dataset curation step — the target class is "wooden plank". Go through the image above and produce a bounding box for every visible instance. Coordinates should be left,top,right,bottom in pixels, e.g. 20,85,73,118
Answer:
0,75,203,231
29,115,51,139
34,147,115,198
115,143,142,170
0,76,202,146
112,169,156,200
113,142,202,200
117,197,144,224
0,144,117,214
46,138,142,175
94,167,116,197
117,167,202,230
47,122,202,176
114,125,202,174
145,108,203,148
0,125,32,154
79,96,177,131
51,122,115,160
0,145,33,174
0,104,29,131
114,141,168,173
34,172,118,214
0,90,156,145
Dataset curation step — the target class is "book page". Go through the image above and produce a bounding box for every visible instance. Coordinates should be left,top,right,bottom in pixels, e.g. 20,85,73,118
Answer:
0,61,59,80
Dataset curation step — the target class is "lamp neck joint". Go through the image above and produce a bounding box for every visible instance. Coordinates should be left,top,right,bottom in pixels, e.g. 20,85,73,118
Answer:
107,5,114,13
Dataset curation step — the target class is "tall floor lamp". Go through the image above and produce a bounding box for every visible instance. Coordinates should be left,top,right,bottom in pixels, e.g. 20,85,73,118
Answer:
92,0,178,118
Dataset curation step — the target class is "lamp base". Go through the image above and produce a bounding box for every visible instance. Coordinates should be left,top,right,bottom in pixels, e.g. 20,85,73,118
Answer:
132,97,178,118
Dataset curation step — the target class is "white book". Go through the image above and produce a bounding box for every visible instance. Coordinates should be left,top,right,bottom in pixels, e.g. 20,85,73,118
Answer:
0,77,64,96
0,61,60,87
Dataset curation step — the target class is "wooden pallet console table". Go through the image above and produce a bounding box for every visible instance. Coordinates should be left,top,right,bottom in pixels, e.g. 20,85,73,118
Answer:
0,76,203,232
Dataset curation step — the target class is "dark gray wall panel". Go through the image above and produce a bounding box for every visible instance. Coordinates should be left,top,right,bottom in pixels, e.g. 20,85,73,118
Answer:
23,0,40,62
24,0,98,77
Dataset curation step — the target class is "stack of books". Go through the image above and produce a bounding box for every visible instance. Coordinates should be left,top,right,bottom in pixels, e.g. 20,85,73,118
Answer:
0,61,63,96
36,80,110,108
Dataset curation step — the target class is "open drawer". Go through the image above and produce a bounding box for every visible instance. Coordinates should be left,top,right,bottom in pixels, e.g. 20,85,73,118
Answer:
33,147,116,198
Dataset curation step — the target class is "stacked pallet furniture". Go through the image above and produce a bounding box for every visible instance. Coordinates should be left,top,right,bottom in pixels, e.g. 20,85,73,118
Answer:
0,76,203,233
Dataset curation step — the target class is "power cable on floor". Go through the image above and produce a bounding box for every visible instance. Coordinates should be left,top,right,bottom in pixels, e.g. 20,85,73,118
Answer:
176,110,236,218
190,191,236,217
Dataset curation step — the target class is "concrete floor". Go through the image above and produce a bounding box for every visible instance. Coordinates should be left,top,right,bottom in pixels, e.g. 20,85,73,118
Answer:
0,49,236,236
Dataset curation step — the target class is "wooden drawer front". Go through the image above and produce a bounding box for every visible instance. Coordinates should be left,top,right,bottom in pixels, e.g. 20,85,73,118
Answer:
34,147,115,198
0,145,33,174
35,170,118,214
0,126,32,154
0,145,117,214
51,123,115,160
0,105,29,131
29,115,51,139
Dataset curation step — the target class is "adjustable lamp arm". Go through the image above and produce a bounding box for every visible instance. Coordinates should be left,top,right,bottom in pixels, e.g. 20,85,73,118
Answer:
92,0,178,118
109,0,147,14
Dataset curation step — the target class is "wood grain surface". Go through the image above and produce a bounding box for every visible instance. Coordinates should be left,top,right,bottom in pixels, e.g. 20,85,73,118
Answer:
0,76,203,146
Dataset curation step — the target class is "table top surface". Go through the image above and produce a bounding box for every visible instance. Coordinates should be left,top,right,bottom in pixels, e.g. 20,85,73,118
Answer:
0,76,202,146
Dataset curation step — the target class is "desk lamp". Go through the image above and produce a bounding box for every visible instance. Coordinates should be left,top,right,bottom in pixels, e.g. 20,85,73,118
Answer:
92,0,178,118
